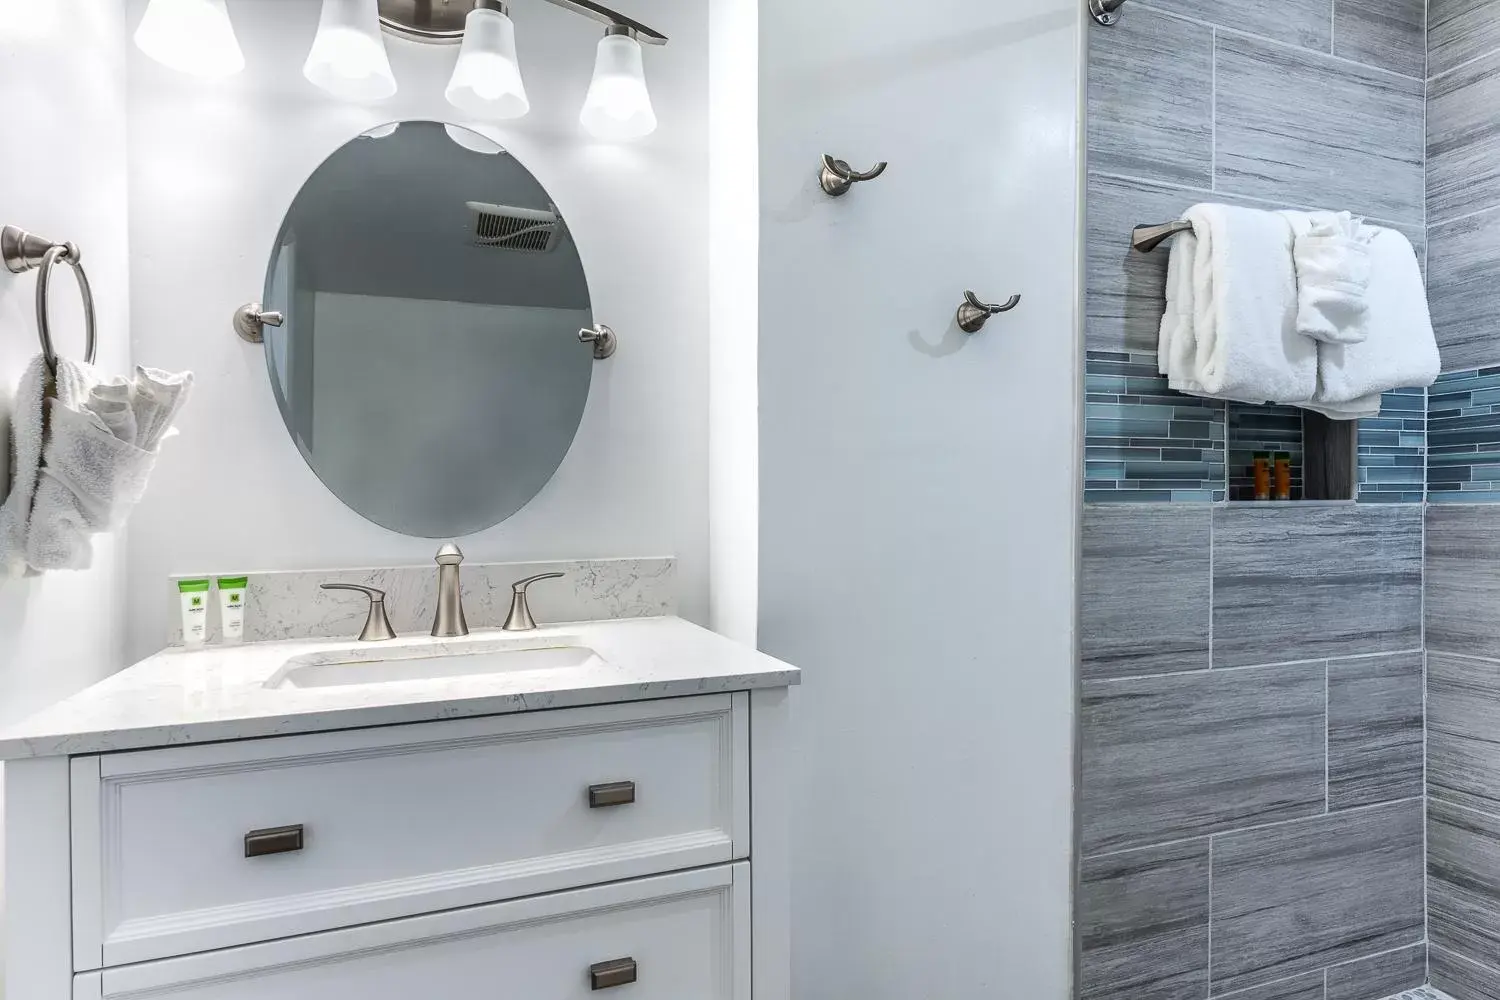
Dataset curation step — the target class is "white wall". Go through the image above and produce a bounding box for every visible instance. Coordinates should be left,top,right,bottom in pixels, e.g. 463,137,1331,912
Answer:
0,4,131,726
124,0,710,659
0,0,131,978
706,0,758,644
756,0,1083,995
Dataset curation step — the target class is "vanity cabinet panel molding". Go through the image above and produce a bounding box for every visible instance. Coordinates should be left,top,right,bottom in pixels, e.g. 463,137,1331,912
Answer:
70,695,750,968
74,864,749,1000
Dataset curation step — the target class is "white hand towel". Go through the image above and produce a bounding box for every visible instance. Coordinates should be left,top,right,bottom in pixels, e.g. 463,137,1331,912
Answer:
1311,226,1438,417
1156,203,1316,405
0,356,193,575
1281,210,1374,345
0,357,50,578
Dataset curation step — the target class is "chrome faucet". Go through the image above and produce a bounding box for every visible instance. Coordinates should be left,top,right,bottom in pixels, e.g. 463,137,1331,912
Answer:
504,572,564,631
431,543,469,638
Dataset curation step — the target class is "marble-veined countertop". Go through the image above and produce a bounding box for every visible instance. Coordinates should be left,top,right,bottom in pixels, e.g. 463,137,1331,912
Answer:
0,617,800,759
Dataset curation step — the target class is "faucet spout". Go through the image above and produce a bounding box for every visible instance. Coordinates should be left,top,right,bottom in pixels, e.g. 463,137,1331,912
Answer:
431,543,469,638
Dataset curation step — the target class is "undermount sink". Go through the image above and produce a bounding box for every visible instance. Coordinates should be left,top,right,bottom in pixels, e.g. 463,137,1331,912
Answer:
267,637,603,690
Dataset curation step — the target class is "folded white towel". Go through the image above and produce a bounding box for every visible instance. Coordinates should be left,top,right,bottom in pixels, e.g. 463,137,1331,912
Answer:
1157,203,1316,405
1310,226,1438,418
0,356,193,575
1281,211,1374,345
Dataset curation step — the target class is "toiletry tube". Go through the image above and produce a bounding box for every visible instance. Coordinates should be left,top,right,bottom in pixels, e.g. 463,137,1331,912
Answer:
179,579,211,647
218,577,248,644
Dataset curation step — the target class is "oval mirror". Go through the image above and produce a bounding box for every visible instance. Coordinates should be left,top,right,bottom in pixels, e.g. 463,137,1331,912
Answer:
260,121,595,538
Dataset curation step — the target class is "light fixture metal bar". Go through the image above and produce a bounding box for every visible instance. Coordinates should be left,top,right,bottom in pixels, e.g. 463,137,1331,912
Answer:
378,0,666,44
533,0,667,44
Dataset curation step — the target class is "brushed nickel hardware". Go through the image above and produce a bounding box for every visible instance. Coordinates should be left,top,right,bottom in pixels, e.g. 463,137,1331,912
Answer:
956,290,1021,333
588,780,637,808
589,958,638,990
1089,0,1127,26
1132,220,1194,253
232,303,285,344
244,824,304,858
578,324,618,360
504,572,565,631
378,0,668,45
432,543,470,638
819,155,888,198
3,225,97,371
319,584,398,641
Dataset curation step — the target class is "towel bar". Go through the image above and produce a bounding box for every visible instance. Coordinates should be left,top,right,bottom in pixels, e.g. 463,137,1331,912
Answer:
1132,220,1193,253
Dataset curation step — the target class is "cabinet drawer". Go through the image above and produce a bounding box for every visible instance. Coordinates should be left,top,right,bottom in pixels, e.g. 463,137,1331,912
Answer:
71,694,748,968
75,864,749,1000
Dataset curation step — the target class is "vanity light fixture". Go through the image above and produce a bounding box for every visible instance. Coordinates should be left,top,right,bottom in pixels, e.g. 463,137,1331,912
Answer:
133,0,245,78
304,0,398,102
445,0,530,120
380,0,668,140
579,25,657,140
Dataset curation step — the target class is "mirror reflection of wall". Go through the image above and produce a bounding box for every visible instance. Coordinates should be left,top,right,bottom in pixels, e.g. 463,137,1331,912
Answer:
262,121,596,539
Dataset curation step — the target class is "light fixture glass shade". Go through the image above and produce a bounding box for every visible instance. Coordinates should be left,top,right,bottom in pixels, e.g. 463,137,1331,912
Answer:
133,0,245,78
579,30,657,141
303,0,397,102
445,6,529,119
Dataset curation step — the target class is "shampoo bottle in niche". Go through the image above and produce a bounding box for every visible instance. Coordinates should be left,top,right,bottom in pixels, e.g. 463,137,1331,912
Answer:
178,579,210,647
218,577,247,644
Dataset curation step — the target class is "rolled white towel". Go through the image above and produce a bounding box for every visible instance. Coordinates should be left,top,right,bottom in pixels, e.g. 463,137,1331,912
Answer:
1157,203,1316,406
1311,226,1438,417
1282,210,1374,345
0,356,193,575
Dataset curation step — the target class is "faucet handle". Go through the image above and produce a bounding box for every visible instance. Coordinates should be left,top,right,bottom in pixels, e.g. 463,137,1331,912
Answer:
320,584,397,642
503,572,565,632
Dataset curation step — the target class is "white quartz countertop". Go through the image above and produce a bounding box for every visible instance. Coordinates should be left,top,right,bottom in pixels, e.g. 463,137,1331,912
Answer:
0,617,800,759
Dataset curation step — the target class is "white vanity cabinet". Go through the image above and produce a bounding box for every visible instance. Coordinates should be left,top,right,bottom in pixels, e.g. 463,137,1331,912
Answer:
2,684,793,1000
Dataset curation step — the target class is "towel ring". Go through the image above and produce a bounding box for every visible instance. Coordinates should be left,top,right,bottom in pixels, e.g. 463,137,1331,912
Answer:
3,226,97,371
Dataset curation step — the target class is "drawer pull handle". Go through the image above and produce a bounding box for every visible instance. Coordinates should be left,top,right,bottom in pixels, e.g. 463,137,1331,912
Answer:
588,781,636,808
244,824,304,858
590,957,638,990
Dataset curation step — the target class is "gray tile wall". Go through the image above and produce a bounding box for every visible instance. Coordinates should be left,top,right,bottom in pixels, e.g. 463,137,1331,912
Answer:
1428,0,1500,374
1079,503,1427,999
1426,505,1500,998
1080,2,1456,998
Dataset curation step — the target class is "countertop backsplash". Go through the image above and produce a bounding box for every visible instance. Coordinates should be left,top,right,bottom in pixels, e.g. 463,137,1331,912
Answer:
166,557,676,646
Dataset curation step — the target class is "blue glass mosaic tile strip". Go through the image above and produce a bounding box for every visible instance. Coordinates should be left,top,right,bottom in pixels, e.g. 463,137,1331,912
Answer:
1084,351,1225,502
1359,388,1426,504
1227,403,1303,502
1429,368,1500,503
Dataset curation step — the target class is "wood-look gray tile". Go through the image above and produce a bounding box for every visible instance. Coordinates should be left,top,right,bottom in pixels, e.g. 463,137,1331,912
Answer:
1142,0,1333,52
1332,0,1427,79
1429,0,1500,79
1428,652,1500,815
1215,34,1425,224
1429,208,1500,373
1432,945,1500,1000
1211,505,1423,669
1082,505,1211,680
1324,943,1427,1000
1087,10,1212,187
1085,172,1207,354
1217,972,1326,1000
1209,800,1425,995
1427,506,1500,659
1218,971,1326,1000
1430,800,1500,973
1327,652,1424,810
1429,49,1500,224
1081,662,1325,855
1079,840,1210,1000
